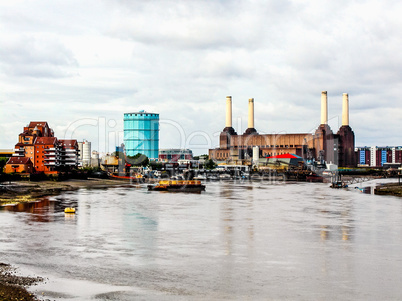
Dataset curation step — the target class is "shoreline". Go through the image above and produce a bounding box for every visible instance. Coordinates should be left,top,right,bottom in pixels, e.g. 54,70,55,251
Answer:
0,262,43,301
1,177,401,207
374,182,402,196
0,178,138,206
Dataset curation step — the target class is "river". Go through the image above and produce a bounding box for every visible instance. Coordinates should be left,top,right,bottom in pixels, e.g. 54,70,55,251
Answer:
1,179,402,300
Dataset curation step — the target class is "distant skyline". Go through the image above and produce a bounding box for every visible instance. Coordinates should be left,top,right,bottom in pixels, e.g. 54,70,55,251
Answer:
1,0,401,155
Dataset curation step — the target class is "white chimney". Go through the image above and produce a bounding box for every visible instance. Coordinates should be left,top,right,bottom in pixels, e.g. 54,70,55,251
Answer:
248,98,254,129
226,96,232,128
321,91,328,125
342,93,349,126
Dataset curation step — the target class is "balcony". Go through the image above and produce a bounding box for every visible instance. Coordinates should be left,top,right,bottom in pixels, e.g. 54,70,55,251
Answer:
44,152,56,156
44,158,58,161
64,149,77,152
44,162,56,166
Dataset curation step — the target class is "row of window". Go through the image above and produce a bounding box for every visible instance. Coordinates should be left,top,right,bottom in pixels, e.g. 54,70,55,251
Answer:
126,113,159,117
235,145,295,148
215,151,289,159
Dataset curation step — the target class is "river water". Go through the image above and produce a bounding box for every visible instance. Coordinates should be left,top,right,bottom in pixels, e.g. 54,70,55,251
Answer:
1,179,402,300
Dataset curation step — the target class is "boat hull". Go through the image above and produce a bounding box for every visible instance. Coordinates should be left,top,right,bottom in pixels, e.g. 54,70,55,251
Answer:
148,180,205,193
148,184,205,192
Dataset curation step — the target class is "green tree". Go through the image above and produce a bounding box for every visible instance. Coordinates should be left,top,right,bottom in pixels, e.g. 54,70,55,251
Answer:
111,151,125,159
205,159,216,170
0,157,8,173
149,161,163,170
126,153,149,167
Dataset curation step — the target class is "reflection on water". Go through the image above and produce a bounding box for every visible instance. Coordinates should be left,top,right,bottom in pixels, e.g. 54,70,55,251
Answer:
1,179,402,300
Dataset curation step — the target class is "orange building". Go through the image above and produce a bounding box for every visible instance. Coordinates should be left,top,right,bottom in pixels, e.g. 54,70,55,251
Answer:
33,137,59,173
5,121,79,174
4,157,34,174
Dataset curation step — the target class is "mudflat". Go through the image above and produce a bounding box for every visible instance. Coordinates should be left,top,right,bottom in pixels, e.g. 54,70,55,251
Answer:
0,178,132,206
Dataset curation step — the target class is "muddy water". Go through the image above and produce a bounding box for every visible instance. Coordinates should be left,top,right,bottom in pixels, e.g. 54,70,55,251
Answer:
1,179,402,300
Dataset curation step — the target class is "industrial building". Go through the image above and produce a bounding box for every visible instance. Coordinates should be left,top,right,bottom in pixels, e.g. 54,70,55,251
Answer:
356,146,402,167
78,140,91,167
5,121,79,173
124,111,159,160
158,149,193,162
209,92,356,167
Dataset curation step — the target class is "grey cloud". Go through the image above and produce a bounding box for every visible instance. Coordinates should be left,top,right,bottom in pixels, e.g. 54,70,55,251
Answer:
0,35,78,78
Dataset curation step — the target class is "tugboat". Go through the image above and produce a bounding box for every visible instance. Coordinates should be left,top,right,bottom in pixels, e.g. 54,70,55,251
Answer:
330,181,348,188
148,180,206,193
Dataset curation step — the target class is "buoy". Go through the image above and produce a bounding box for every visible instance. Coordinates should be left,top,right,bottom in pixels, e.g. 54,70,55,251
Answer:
64,207,76,213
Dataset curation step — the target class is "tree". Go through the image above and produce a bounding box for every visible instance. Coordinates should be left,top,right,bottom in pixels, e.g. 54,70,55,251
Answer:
0,157,8,174
126,153,149,167
149,161,163,170
205,159,216,170
111,151,125,159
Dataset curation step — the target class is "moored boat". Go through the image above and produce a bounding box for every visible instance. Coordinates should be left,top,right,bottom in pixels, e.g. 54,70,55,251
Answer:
330,181,348,188
148,180,205,192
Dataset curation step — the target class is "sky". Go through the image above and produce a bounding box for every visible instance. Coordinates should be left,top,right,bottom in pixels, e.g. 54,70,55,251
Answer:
1,0,401,156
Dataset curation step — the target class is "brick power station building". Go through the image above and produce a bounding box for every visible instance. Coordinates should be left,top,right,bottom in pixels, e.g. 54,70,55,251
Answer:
209,92,356,167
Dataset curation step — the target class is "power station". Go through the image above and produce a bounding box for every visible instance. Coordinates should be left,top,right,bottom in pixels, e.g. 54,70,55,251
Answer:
209,92,356,167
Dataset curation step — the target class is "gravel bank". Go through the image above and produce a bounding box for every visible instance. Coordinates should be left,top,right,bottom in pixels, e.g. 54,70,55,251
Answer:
0,263,43,301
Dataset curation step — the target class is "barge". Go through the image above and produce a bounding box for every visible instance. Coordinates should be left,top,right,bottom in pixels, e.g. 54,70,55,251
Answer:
148,180,206,192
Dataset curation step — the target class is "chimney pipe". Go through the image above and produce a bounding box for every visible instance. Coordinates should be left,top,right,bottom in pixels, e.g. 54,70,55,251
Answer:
248,98,254,129
342,93,349,126
225,96,232,128
321,91,328,125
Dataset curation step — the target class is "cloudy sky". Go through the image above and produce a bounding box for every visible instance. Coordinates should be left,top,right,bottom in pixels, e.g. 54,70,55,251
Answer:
1,0,401,155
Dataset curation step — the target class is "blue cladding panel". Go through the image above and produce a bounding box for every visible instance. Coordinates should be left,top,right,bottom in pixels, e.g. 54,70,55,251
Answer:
124,113,159,159
381,150,387,166
359,151,365,165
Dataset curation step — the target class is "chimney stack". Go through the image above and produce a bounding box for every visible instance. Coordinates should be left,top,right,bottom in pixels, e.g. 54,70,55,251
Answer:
225,96,232,128
321,91,328,125
248,98,254,129
342,93,349,126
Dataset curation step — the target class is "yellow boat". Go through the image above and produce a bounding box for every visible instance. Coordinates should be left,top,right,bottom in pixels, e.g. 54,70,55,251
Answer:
148,180,205,192
64,207,76,213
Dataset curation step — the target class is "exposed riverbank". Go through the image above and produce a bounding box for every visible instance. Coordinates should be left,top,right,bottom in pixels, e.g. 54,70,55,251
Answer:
374,182,402,196
0,263,43,301
0,178,135,206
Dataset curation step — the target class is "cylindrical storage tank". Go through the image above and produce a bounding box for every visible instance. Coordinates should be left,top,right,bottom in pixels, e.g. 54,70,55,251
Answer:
91,151,100,167
82,140,91,167
252,146,259,164
124,111,160,159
